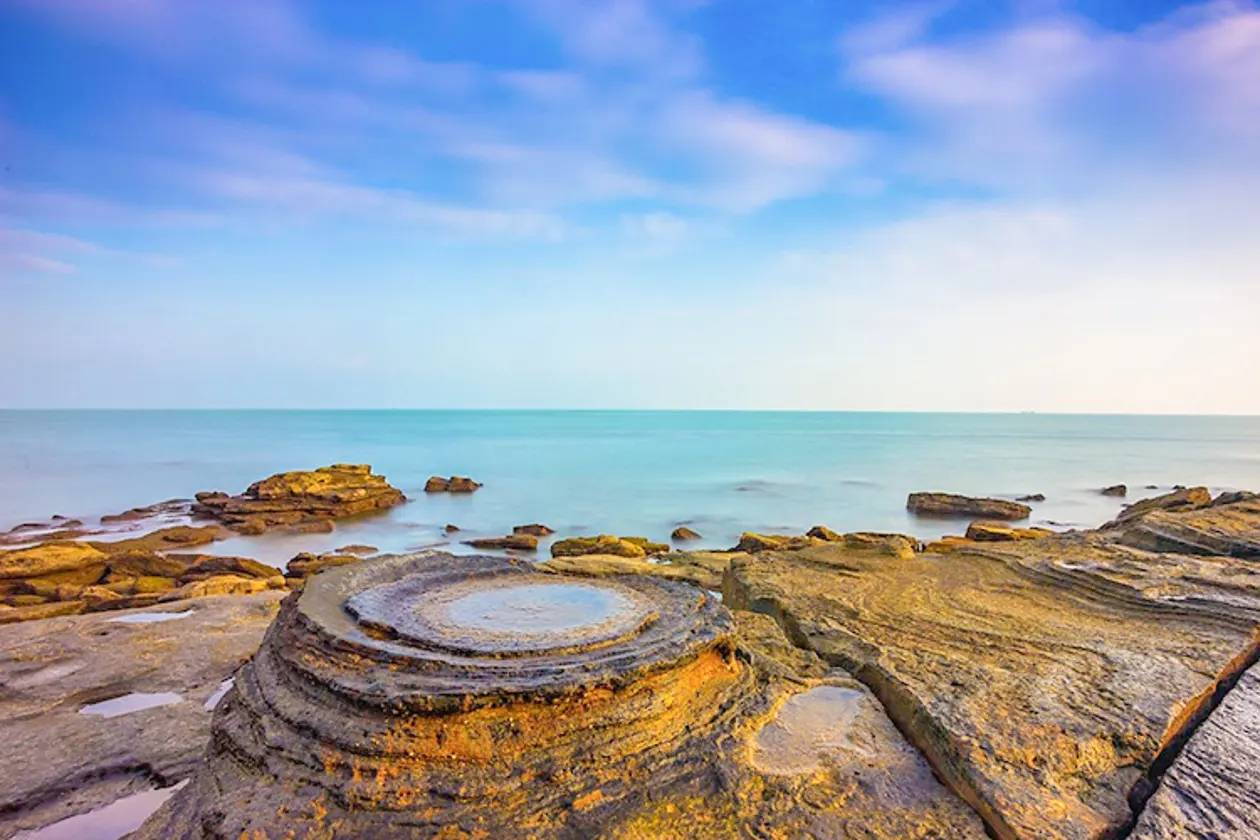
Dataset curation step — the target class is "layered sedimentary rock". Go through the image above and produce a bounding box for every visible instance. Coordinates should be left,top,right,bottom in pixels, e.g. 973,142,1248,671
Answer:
139,553,985,839
0,592,284,836
1132,663,1260,839
193,464,404,534
724,531,1260,839
550,535,668,558
463,534,540,550
1107,488,1260,557
424,475,482,492
906,492,1031,520
0,527,282,624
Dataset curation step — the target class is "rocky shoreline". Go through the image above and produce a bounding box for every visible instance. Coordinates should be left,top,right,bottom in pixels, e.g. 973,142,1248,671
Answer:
0,467,1257,838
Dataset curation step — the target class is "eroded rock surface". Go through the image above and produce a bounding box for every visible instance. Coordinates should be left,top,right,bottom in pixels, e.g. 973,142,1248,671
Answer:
138,553,985,839
1107,488,1260,557
1132,663,1260,839
0,592,284,836
724,531,1260,839
550,535,667,558
907,492,1031,520
193,464,404,534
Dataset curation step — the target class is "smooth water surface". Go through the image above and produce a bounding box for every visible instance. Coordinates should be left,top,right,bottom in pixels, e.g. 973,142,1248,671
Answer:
16,781,188,840
78,692,183,718
2,411,1258,564
442,583,633,635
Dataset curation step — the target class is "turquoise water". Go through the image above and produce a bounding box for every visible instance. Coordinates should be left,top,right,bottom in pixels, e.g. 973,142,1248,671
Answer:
2,411,1258,566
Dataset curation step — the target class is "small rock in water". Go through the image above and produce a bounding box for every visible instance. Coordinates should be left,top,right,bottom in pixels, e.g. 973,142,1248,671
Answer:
462,534,539,551
425,475,482,493
513,523,555,536
443,523,461,533
1016,493,1045,502
906,492,1031,520
1100,484,1127,497
671,526,702,541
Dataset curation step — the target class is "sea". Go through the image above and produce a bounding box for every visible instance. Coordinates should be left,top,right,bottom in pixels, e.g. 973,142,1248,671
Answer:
2,410,1258,567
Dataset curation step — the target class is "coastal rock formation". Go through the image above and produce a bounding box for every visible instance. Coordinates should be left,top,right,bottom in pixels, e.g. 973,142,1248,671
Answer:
906,492,1031,520
1016,493,1045,502
1131,663,1260,839
137,553,985,839
424,475,482,492
723,527,1260,839
0,529,282,624
193,464,404,534
463,534,540,551
738,529,916,559
1108,488,1259,557
550,535,666,558
513,523,555,536
671,526,701,540
542,549,736,591
0,592,284,837
285,551,361,585
964,520,1053,541
1101,484,1128,496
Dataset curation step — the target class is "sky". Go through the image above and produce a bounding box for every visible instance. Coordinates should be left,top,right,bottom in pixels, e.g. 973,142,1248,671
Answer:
1,0,1258,412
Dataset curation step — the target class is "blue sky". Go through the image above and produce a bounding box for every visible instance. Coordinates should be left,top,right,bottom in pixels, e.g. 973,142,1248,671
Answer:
1,0,1258,411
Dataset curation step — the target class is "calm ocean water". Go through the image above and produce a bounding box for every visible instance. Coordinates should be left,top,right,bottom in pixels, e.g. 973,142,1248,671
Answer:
2,411,1258,566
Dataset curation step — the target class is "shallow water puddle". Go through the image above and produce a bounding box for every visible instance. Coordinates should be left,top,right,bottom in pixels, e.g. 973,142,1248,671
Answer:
751,685,869,775
107,610,192,624
79,692,183,718
204,678,234,710
444,583,633,635
15,780,188,840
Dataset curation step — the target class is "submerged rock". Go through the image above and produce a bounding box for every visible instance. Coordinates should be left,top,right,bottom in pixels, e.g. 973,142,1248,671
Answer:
193,464,404,534
137,553,985,839
906,492,1031,520
1016,493,1046,502
1101,483,1128,496
513,523,555,536
463,534,540,551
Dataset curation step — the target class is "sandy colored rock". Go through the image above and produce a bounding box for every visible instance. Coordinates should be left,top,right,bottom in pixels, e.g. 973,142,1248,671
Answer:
513,523,555,536
541,549,738,591
463,533,540,550
137,553,985,839
159,574,282,601
193,464,404,533
0,592,284,837
336,543,378,555
735,532,825,552
552,534,649,558
0,600,86,624
723,530,1260,840
906,492,1031,520
965,521,1053,541
1114,486,1213,522
0,542,109,581
671,526,702,541
1109,489,1259,557
285,551,361,582
424,474,482,492
1131,663,1260,839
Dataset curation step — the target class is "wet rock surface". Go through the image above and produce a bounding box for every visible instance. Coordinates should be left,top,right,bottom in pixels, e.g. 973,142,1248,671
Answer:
724,527,1260,840
137,553,985,839
192,464,404,534
906,492,1032,520
0,592,284,836
550,534,667,558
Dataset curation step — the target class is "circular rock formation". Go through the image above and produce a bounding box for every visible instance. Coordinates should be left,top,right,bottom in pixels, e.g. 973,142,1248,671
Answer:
139,553,747,838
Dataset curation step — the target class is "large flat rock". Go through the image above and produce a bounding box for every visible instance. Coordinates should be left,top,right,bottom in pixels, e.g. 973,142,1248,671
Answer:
0,591,284,836
724,536,1260,839
1131,663,1260,839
